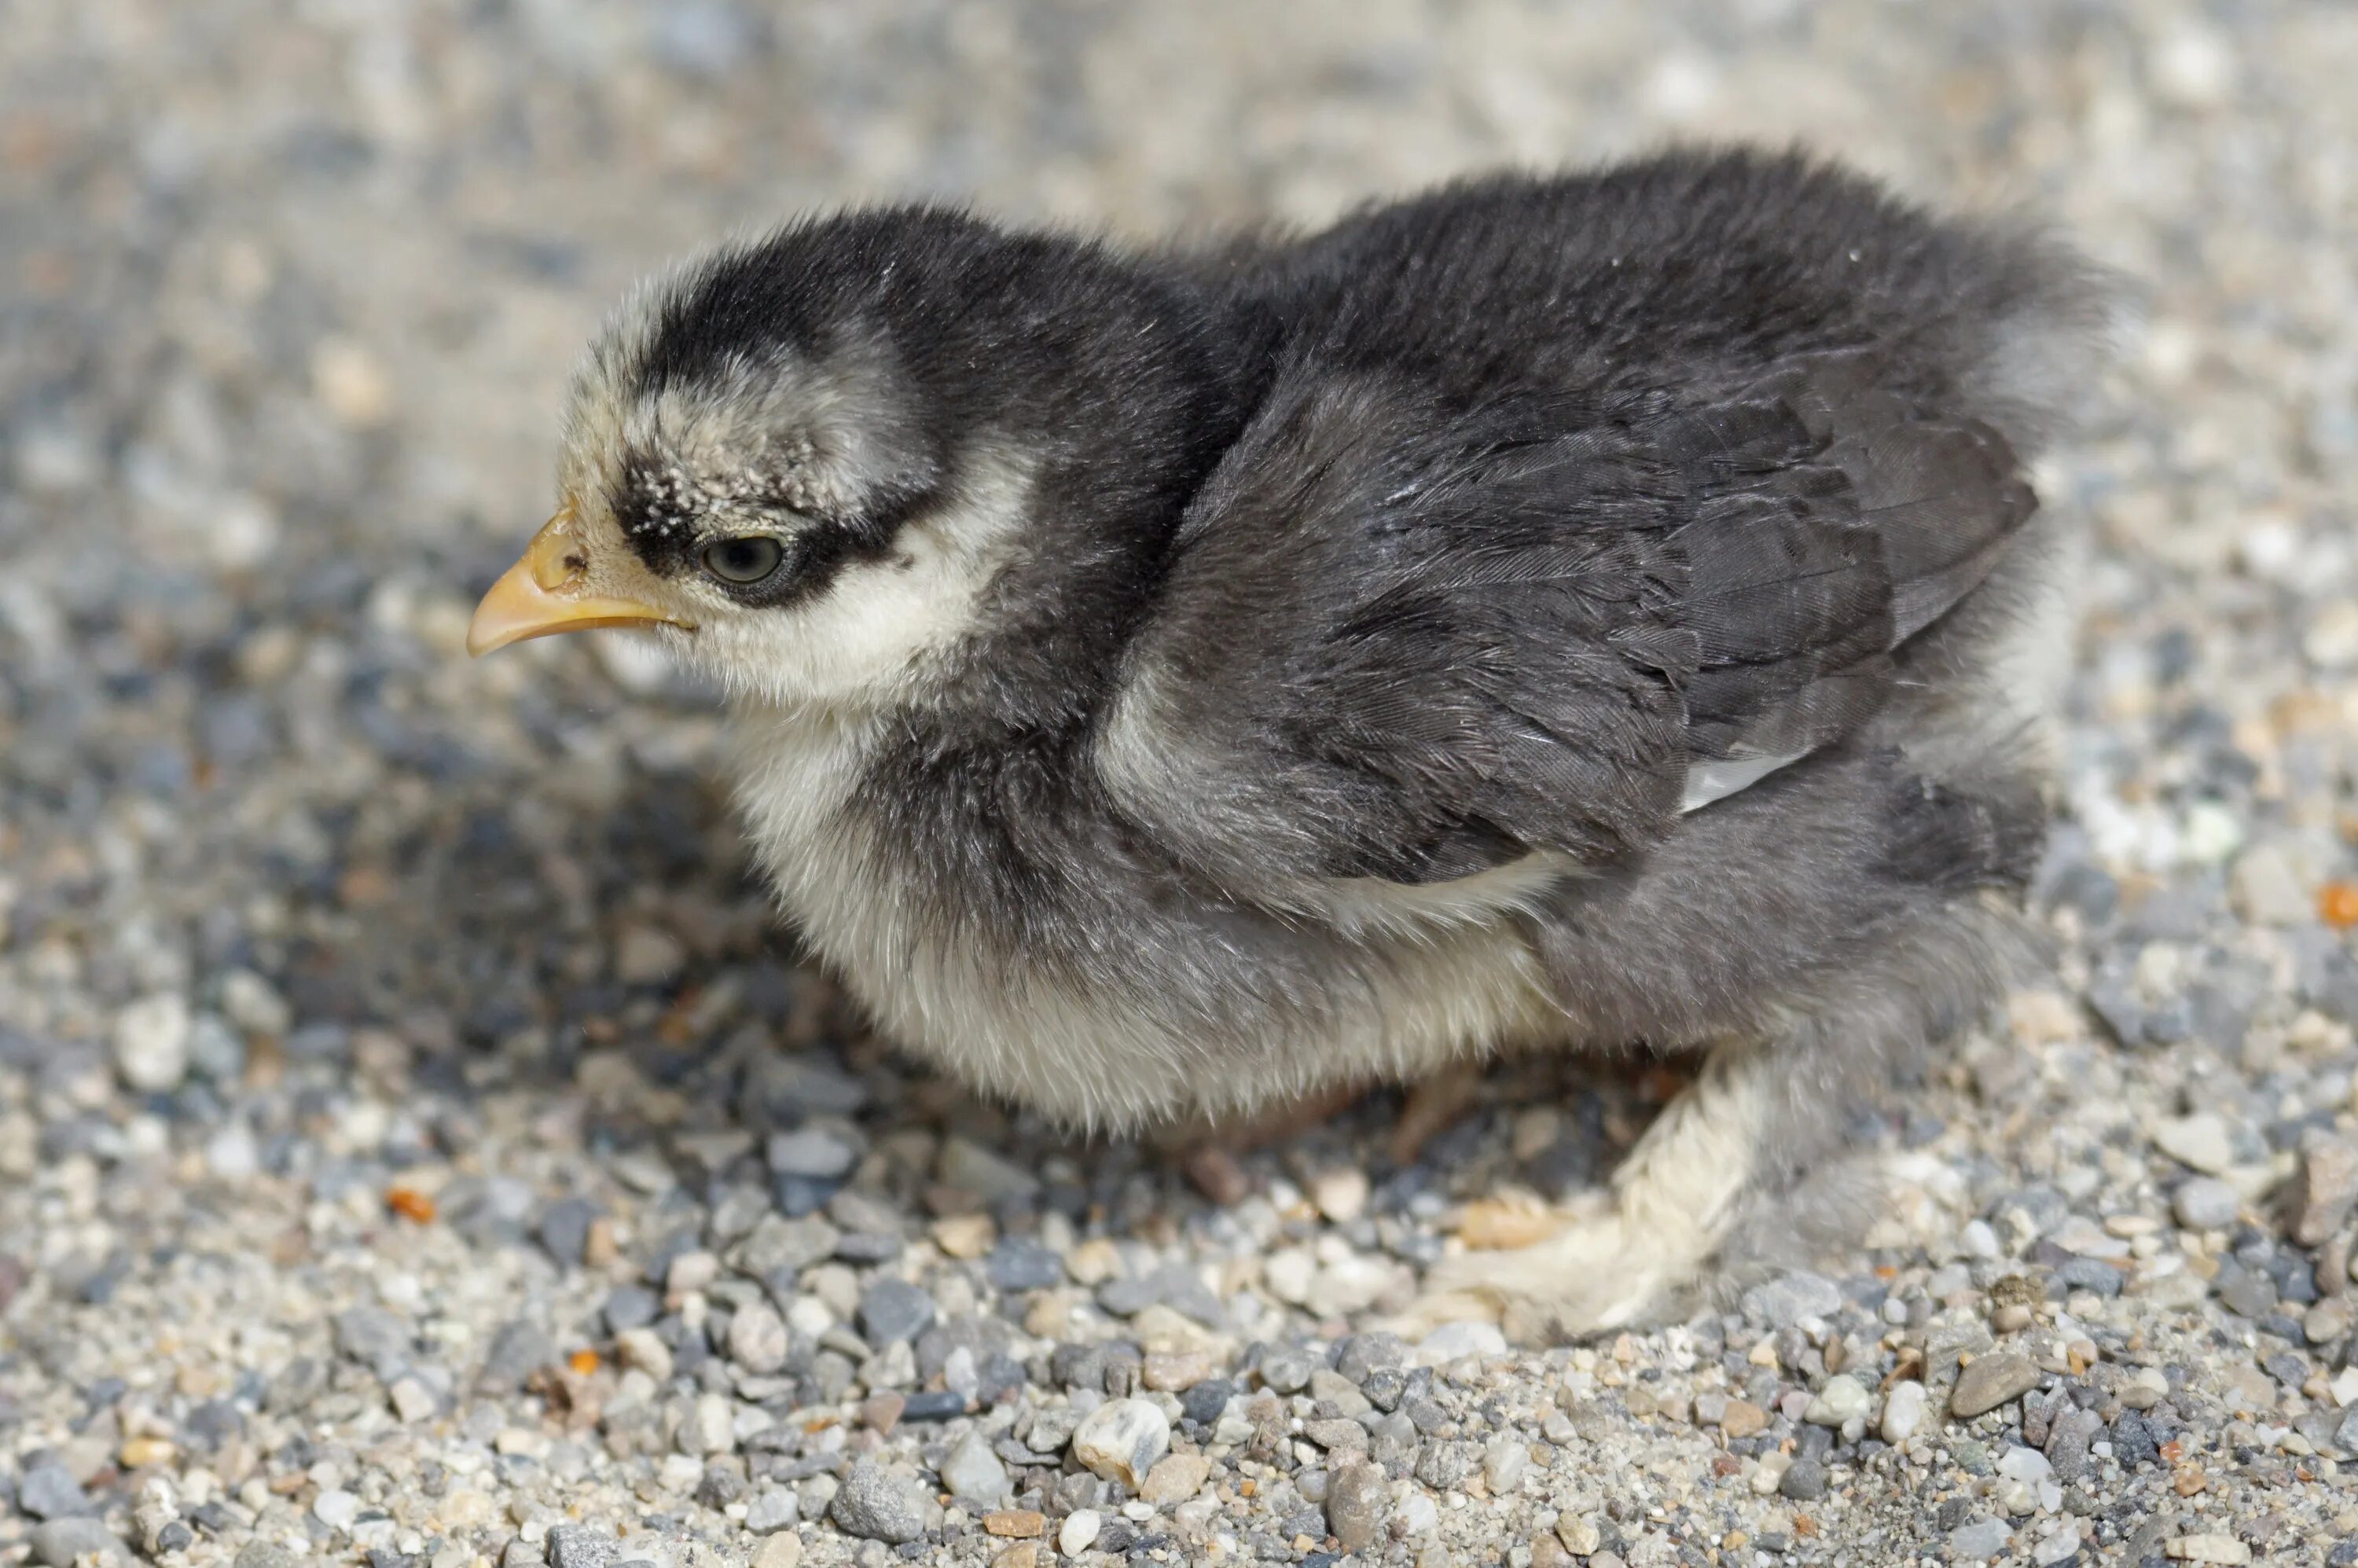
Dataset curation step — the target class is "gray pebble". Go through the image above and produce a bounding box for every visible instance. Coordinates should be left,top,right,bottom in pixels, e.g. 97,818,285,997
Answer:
1027,1405,1082,1454
825,1186,903,1239
1415,1440,1476,1489
31,1520,128,1567
603,1286,660,1333
547,1524,618,1568
1360,1367,1408,1412
1324,1461,1390,1551
733,1214,839,1277
1259,1349,1315,1394
1333,1331,1406,1383
727,1300,790,1373
831,1460,930,1544
1370,1410,1420,1465
982,1237,1063,1292
938,1430,1008,1504
1096,1262,1224,1327
936,1137,1041,1203
766,1125,859,1179
2109,1410,2159,1468
13,1463,90,1521
333,1305,410,1370
1777,1456,1827,1500
1405,1395,1450,1434
537,1197,601,1266
858,1279,935,1344
230,1546,302,1568
2046,1408,2103,1484
2173,1177,2240,1230
1740,1271,1842,1327
2053,1257,2122,1298
2219,1265,2279,1319
478,1319,558,1390
1948,1516,2011,1560
1949,1353,2040,1418
744,1486,799,1533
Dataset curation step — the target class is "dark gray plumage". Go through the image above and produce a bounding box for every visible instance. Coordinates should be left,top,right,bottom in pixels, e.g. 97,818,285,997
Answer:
472,146,2116,1340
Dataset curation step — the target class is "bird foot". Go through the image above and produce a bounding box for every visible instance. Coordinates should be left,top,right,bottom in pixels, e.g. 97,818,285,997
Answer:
1391,1200,1688,1342
1394,1037,1776,1343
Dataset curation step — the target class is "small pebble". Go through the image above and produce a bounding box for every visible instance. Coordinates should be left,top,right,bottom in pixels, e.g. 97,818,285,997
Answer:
1312,1167,1370,1224
112,993,191,1093
1324,1461,1390,1551
1071,1397,1171,1488
1950,1353,2040,1418
1881,1380,1927,1445
1057,1511,1101,1555
830,1462,930,1544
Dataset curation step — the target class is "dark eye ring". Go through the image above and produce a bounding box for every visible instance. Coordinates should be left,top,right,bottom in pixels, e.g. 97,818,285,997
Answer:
700,535,785,585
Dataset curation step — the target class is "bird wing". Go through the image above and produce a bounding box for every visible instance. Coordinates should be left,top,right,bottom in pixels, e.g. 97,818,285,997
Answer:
1098,356,2036,891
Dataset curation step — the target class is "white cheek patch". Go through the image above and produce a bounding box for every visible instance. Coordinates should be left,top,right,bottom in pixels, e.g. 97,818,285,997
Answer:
683,446,1036,708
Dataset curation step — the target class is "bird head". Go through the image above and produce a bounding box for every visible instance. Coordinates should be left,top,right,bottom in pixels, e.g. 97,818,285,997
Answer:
468,209,1258,718
469,215,1007,710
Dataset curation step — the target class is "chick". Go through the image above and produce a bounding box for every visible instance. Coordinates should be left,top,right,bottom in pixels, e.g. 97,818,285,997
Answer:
471,148,2114,1340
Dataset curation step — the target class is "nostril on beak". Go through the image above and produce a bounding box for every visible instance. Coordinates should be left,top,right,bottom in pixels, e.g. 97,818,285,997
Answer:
523,508,590,592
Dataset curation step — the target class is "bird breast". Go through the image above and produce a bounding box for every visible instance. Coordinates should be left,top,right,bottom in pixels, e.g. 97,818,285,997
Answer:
725,702,1568,1128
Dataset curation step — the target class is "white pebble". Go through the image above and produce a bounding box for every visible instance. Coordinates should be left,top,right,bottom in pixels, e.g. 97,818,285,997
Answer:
219,968,292,1035
1880,1380,1927,1445
204,1124,259,1180
1996,1445,2052,1485
1071,1398,1170,1488
2304,600,2358,670
2150,25,2235,108
1482,1435,1528,1493
1059,1510,1101,1555
1306,1255,1394,1316
2032,1522,2083,1566
1311,1168,1369,1224
680,1393,736,1456
1412,1320,1506,1366
1804,1374,1869,1427
113,992,191,1093
1262,1247,1315,1305
2152,1114,2235,1176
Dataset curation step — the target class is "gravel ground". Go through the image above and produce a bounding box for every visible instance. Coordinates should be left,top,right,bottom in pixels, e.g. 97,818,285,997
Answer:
6,2,2358,1566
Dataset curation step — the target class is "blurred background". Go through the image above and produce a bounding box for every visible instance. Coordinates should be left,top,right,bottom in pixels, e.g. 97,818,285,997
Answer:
2,4,2358,1562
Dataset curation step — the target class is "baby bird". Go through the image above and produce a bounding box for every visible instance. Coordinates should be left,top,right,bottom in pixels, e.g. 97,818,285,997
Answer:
471,148,2112,1341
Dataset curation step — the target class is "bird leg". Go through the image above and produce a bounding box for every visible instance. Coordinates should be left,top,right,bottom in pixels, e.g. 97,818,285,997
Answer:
1394,1036,1776,1342
1386,1061,1486,1166
1163,1062,1488,1205
1155,1078,1368,1157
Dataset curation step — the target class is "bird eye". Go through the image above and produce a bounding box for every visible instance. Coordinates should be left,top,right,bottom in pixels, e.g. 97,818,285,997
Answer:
700,535,785,585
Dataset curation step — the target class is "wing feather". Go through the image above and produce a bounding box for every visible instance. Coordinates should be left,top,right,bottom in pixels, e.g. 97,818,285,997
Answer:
1100,354,2038,894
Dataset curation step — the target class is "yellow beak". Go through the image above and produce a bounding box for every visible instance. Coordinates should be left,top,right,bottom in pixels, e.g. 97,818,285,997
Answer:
466,508,691,656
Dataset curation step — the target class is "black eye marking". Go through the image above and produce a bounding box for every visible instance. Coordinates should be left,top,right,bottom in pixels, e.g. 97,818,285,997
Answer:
700,535,786,584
